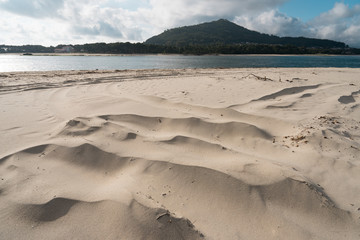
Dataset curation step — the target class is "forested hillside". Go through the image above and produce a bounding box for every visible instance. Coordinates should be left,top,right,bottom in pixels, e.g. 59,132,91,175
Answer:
145,19,346,48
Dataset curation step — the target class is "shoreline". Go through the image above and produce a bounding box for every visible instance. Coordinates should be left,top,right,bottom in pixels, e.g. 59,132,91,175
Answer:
1,52,360,57
1,67,358,93
1,68,359,97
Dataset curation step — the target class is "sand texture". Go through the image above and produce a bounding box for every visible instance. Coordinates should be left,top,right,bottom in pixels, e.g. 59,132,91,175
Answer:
0,68,360,239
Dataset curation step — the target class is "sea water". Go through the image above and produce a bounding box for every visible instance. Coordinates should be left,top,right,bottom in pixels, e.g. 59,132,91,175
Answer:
0,54,360,72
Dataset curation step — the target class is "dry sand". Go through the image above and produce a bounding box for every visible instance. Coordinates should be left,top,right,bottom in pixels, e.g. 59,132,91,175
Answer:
0,68,360,239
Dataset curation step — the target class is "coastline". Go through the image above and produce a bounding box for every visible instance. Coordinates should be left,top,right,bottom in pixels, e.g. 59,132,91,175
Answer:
0,68,359,239
1,52,360,57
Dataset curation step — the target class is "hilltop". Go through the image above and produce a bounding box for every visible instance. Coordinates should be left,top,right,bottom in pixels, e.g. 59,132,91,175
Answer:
145,19,346,48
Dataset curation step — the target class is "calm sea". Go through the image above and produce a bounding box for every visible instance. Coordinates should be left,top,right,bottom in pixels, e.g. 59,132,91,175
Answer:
1,54,360,72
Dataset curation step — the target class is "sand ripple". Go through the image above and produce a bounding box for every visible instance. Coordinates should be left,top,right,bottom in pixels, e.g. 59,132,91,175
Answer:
1,68,360,239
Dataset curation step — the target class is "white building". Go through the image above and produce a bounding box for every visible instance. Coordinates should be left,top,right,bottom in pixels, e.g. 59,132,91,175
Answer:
54,46,75,53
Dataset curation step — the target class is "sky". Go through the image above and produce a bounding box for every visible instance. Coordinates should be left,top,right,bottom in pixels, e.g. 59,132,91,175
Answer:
1,0,360,47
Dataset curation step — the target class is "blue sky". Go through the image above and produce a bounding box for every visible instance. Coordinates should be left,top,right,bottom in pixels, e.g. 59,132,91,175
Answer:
0,0,360,47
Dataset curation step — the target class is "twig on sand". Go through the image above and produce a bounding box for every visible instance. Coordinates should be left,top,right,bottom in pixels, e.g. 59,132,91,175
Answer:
241,73,274,81
156,212,170,220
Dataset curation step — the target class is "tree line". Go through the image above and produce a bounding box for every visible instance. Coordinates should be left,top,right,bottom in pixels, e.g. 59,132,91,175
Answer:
1,42,360,55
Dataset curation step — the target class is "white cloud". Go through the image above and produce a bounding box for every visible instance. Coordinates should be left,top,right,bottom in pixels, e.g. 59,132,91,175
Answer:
313,2,360,24
234,10,308,37
234,2,360,47
144,0,288,28
0,0,148,44
309,2,360,47
0,0,65,18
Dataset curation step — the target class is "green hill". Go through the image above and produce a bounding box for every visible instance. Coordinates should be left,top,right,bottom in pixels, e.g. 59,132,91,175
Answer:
145,19,346,48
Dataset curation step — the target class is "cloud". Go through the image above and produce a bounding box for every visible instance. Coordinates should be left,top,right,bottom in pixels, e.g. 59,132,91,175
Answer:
144,0,288,28
73,22,123,38
0,0,65,18
234,2,360,47
0,10,73,46
313,2,360,25
234,10,309,37
309,2,360,47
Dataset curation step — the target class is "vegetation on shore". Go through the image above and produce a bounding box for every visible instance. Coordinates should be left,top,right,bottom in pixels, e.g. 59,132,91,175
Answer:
1,42,359,55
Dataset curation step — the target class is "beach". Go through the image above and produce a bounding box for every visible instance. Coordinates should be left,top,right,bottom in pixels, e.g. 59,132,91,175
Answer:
0,68,359,239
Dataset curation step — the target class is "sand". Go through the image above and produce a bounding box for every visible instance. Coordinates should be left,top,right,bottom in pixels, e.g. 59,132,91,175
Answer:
0,68,359,239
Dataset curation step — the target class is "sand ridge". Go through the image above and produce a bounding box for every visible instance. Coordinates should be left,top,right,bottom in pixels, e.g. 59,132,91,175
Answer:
0,68,360,239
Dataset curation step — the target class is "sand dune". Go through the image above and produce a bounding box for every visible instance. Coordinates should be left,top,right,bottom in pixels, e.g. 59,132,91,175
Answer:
0,68,360,239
